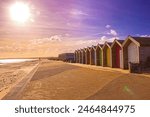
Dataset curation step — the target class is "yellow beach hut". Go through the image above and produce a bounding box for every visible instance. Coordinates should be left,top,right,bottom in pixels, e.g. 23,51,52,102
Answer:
102,42,112,67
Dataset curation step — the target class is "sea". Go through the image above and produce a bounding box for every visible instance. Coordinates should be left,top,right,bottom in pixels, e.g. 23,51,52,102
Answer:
0,59,36,65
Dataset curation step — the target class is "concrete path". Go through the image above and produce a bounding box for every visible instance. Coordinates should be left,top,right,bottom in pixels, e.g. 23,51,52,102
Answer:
16,60,150,100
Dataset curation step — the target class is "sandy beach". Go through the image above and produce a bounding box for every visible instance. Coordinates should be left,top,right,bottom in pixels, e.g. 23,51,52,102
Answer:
0,60,38,99
12,60,150,100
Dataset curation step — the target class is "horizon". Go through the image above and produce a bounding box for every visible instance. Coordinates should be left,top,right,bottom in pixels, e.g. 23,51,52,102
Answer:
0,0,150,58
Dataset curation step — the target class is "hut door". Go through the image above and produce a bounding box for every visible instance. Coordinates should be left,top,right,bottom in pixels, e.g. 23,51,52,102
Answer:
96,48,100,66
95,51,97,65
91,49,95,65
120,50,123,68
116,45,121,68
128,42,139,63
106,47,111,66
99,50,102,66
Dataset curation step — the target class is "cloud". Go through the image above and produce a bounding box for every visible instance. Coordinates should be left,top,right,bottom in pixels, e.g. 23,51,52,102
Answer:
110,29,118,36
49,35,62,41
66,22,82,28
105,25,118,36
70,9,88,16
0,34,120,58
71,35,119,49
99,36,119,44
64,33,70,37
140,35,150,37
107,29,118,36
100,36,107,42
105,25,111,29
136,34,150,37
31,35,62,45
74,40,98,46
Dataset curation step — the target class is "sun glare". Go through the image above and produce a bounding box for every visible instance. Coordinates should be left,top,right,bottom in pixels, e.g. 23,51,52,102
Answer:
9,2,31,23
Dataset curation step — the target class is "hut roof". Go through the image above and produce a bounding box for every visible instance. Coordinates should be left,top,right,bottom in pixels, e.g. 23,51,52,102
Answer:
97,44,103,47
107,42,113,46
102,42,112,49
75,50,79,53
111,39,124,48
80,49,83,51
117,40,124,44
83,48,87,52
93,46,97,48
92,46,97,50
84,47,91,51
87,47,92,50
123,36,150,47
96,44,103,50
131,36,150,46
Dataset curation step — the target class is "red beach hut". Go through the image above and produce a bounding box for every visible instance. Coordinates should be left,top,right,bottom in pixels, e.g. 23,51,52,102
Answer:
111,39,124,68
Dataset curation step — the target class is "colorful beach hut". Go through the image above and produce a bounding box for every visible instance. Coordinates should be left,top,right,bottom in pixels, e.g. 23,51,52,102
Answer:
79,49,82,63
74,50,80,63
122,36,150,69
81,49,86,64
74,50,78,63
76,50,80,63
102,42,112,67
85,47,90,64
111,39,124,68
95,44,103,66
90,46,96,65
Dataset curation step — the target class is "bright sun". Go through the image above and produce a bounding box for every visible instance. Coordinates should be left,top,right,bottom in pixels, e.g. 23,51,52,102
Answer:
10,2,31,23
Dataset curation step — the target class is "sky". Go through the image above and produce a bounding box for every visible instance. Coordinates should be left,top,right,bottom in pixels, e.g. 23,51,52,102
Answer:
0,0,150,58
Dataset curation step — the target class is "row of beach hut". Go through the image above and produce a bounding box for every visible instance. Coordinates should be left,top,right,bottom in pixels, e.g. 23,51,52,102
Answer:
74,36,150,70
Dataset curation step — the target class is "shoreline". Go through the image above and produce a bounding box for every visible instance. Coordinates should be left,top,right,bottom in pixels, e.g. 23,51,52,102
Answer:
0,59,38,64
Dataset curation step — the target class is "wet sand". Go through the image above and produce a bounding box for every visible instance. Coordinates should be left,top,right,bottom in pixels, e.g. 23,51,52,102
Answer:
0,60,38,99
19,60,150,100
